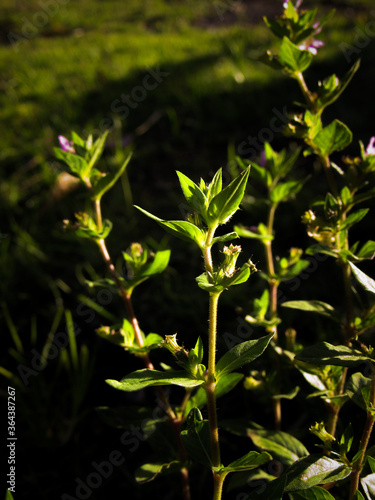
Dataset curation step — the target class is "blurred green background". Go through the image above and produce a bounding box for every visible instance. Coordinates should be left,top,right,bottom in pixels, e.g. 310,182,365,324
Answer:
1,0,375,498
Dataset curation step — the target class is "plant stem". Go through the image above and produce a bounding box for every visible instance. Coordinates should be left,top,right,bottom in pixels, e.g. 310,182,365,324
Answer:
296,71,316,112
349,365,375,499
265,202,281,429
206,292,222,469
213,472,227,500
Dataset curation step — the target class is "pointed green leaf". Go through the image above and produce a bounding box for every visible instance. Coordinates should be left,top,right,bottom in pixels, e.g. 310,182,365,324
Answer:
211,232,239,245
246,428,309,466
106,368,204,392
357,241,375,260
290,486,336,499
222,450,272,473
135,461,181,483
313,119,352,156
216,333,274,379
270,180,304,204
180,408,212,468
87,130,109,171
282,300,339,321
353,491,366,500
279,37,313,73
295,342,370,367
93,151,132,200
349,262,375,294
317,59,361,111
207,167,250,226
361,473,375,500
285,455,351,491
346,373,371,411
176,171,208,215
135,206,206,248
207,168,223,201
340,209,369,232
234,224,273,241
368,457,375,474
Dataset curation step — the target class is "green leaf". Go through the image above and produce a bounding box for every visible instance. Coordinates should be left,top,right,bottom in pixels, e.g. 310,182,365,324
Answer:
346,372,371,411
317,59,361,112
176,170,208,215
361,473,375,500
87,130,109,171
135,206,206,248
207,168,223,201
106,368,204,392
216,333,274,379
313,120,352,156
295,342,370,367
353,492,365,500
349,262,375,294
357,241,375,260
93,151,132,200
270,180,304,204
54,148,89,180
125,249,171,293
180,408,212,468
135,461,181,483
279,37,313,73
285,455,351,491
282,300,339,321
247,428,309,466
234,224,273,241
5,492,15,500
340,209,369,232
207,167,250,226
290,486,336,499
368,457,375,474
211,232,239,245
196,261,253,293
221,450,272,473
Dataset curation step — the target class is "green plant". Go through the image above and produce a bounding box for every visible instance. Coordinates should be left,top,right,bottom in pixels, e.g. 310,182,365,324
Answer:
50,2,375,499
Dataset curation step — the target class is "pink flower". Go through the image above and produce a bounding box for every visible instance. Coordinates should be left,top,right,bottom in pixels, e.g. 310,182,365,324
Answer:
365,137,375,156
298,24,324,55
283,0,303,9
58,135,75,154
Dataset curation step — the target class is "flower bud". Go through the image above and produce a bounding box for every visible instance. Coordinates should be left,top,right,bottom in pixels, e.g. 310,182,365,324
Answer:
310,421,335,444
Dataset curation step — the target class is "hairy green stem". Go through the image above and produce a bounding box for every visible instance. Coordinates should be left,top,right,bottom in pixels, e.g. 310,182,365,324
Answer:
296,71,317,112
213,472,227,500
206,291,222,469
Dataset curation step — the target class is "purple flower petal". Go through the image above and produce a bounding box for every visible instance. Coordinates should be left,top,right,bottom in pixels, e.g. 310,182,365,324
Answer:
366,137,375,156
58,135,75,153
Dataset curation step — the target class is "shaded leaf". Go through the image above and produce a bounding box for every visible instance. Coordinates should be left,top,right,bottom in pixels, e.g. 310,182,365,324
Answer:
180,408,212,468
295,342,370,367
135,461,181,483
289,486,336,499
282,300,339,322
176,170,208,215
